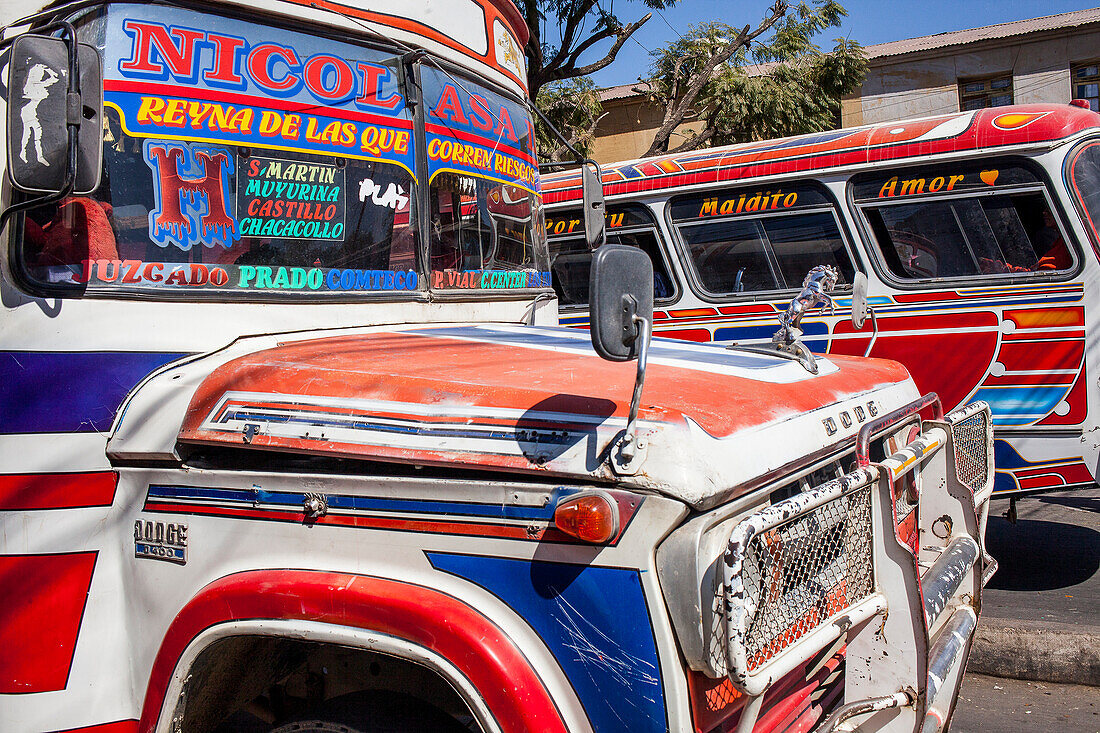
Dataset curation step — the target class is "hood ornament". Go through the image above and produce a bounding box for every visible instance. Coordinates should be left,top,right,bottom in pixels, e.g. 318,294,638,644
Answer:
772,265,839,374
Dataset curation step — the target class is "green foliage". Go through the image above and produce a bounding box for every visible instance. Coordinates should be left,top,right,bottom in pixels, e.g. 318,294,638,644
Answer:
534,77,604,162
638,1,866,154
702,38,866,146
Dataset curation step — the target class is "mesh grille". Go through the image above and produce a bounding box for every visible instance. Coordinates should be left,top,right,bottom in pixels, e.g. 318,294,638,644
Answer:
951,411,989,491
742,486,874,671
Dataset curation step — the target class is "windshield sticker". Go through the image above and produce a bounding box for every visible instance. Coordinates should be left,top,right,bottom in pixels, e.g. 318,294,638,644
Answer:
239,157,346,241
144,140,240,251
545,210,636,236
424,79,539,192
74,260,418,292
359,177,410,211
432,270,551,289
76,260,231,287
851,163,1041,201
669,183,831,222
697,189,800,217
493,19,526,80
104,6,415,174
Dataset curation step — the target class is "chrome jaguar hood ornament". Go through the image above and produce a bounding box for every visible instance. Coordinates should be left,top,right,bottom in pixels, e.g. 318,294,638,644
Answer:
772,265,839,374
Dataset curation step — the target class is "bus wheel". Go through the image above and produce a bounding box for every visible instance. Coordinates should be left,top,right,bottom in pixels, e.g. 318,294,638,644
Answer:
268,691,472,733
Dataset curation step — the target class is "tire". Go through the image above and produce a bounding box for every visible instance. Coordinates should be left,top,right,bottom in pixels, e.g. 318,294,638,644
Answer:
268,691,470,733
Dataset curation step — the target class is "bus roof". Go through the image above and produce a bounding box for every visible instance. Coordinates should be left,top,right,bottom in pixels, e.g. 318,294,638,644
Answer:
542,104,1100,204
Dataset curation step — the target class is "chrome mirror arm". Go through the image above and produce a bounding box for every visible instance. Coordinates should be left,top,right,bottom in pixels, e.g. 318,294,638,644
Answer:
612,314,651,474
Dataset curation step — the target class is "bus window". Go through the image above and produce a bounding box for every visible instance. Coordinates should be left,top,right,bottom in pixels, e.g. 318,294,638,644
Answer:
545,203,674,307
854,162,1074,282
1067,141,1100,247
669,183,855,296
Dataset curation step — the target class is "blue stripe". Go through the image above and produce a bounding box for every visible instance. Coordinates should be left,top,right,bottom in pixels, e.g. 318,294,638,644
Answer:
147,485,558,520
972,386,1068,426
217,408,580,444
412,325,788,370
428,553,666,733
714,321,828,352
1,351,187,434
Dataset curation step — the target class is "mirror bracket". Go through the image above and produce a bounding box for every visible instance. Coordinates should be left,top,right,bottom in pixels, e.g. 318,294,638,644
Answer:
609,314,651,476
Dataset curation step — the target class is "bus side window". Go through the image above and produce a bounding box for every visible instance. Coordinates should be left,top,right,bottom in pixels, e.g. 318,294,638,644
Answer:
861,192,1071,281
678,212,854,295
546,204,673,306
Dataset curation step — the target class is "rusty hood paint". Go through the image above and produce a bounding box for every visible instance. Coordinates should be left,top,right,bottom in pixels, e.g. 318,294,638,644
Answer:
165,324,916,508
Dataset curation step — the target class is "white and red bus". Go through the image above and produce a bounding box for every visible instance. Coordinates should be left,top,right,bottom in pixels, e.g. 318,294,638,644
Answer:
1,1,990,732
545,104,1100,500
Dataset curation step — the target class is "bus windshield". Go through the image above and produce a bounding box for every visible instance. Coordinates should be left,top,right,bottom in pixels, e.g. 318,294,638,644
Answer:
17,3,548,297
421,65,548,290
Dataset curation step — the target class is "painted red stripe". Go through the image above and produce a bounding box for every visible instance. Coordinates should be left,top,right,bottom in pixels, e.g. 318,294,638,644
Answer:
141,500,638,546
142,500,552,540
657,328,712,343
982,372,1075,386
892,292,961,303
1018,474,1067,490
668,307,718,318
138,571,567,733
1014,462,1093,484
719,304,776,315
0,552,98,693
50,721,138,733
834,311,997,335
0,472,117,511
998,341,1084,372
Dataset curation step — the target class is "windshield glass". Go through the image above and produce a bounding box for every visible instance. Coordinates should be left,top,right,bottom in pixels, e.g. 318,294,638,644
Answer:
421,65,549,290
22,4,423,296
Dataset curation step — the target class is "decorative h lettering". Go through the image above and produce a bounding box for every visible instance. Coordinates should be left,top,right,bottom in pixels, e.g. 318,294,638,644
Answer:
143,140,240,250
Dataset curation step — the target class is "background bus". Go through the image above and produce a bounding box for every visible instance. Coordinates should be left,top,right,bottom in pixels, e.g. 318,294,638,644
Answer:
543,104,1100,499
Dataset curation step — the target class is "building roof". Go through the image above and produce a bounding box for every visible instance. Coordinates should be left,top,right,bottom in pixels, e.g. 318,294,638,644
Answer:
863,7,1100,60
598,62,774,103
598,83,642,102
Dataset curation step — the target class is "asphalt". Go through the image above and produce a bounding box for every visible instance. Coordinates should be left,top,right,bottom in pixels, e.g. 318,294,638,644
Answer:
951,673,1100,732
967,486,1100,686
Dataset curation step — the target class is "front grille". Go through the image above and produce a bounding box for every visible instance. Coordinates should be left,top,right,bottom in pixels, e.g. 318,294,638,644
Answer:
949,409,989,492
741,484,875,671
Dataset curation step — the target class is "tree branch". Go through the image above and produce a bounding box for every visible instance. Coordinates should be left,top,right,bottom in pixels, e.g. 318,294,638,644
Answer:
644,1,787,156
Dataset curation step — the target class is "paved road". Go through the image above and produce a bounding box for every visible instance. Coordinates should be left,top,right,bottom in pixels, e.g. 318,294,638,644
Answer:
982,486,1099,626
952,673,1100,732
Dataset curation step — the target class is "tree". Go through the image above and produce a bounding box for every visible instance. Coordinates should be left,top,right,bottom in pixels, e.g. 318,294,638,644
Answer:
520,0,676,100
636,1,866,156
534,78,605,162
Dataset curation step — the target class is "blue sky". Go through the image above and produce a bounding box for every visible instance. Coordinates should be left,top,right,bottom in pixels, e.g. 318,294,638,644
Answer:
585,0,1100,87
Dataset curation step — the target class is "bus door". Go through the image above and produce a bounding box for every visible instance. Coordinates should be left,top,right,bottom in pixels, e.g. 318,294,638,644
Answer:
840,158,1090,495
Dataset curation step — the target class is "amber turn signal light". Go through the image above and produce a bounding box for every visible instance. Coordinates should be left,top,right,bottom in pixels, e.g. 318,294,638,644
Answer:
553,491,620,544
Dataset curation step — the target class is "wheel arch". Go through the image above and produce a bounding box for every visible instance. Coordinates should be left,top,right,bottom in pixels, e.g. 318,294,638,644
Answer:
137,569,569,733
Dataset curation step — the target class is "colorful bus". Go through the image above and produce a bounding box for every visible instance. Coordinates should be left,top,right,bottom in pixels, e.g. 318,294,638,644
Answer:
544,104,1100,500
2,1,991,731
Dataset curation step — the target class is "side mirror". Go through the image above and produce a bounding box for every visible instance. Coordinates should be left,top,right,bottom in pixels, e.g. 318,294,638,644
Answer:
589,244,652,361
6,33,103,194
851,271,869,329
580,160,605,250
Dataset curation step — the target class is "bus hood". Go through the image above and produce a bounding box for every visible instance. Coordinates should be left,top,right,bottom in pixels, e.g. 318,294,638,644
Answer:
110,324,917,509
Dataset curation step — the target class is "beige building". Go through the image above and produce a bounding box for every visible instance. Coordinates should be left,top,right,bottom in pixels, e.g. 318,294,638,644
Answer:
590,7,1100,163
844,7,1100,127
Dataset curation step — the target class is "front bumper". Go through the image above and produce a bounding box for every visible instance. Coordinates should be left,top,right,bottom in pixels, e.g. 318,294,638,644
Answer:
720,395,995,733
